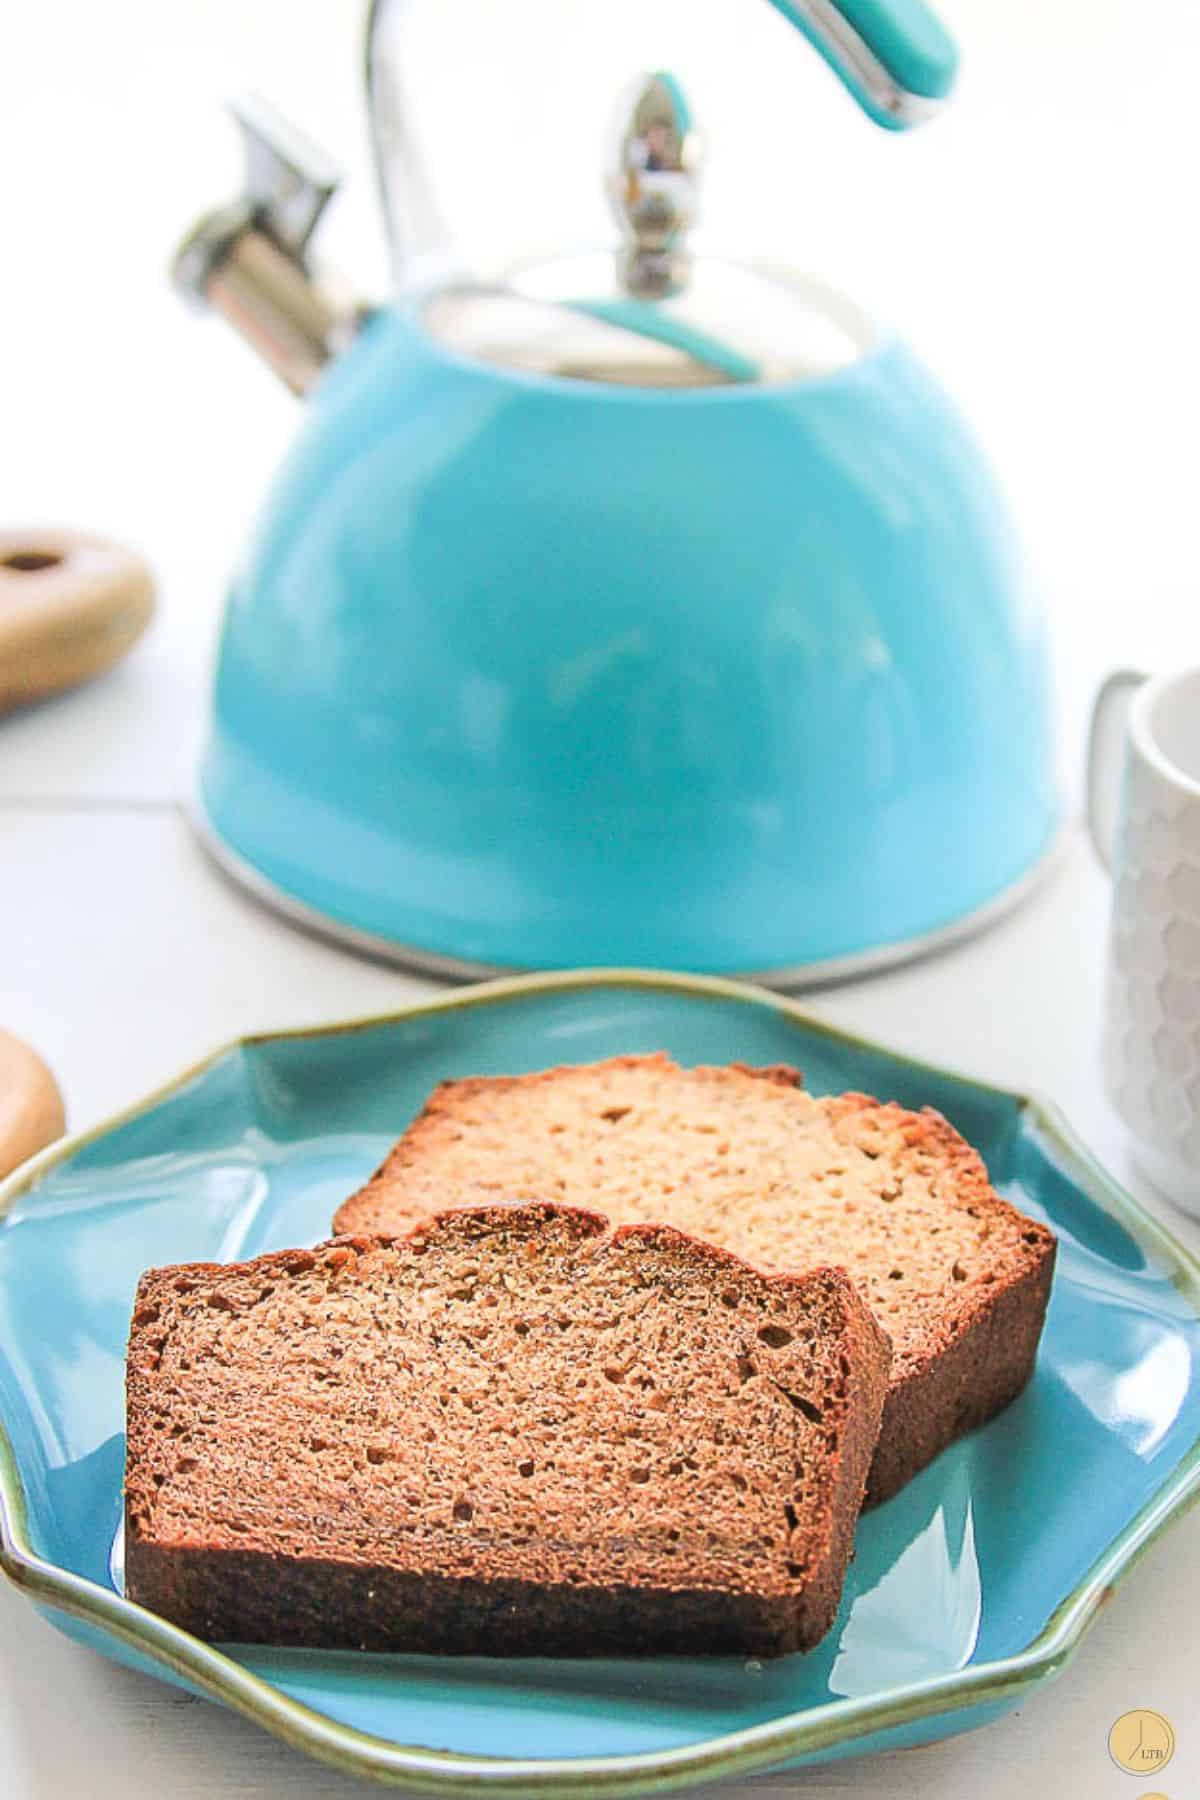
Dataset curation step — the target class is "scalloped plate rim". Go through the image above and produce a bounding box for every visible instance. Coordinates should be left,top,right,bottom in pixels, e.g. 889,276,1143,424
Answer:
1,966,1199,1796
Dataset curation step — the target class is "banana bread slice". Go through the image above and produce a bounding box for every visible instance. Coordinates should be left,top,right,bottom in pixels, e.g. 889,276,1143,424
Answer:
125,1205,890,1658
333,1056,1056,1503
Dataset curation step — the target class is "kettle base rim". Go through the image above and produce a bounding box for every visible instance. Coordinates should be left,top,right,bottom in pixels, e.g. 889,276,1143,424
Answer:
188,794,1066,995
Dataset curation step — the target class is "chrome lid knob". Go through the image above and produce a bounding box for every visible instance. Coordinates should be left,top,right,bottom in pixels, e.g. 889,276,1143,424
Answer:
608,72,701,300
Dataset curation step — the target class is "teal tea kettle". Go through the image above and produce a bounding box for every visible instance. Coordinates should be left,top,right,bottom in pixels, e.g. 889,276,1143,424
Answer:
178,0,1057,982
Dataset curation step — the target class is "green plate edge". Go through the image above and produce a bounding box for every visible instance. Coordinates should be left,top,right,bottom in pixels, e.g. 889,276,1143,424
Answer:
1,966,1199,1795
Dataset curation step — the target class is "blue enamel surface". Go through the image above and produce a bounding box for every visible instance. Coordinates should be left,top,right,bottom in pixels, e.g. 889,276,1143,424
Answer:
200,305,1056,974
2,979,1198,1776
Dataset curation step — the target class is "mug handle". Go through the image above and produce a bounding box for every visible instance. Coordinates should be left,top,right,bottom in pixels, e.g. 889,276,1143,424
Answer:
1086,669,1148,872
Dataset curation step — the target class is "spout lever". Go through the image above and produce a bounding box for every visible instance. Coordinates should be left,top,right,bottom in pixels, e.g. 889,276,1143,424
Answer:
172,95,362,396
231,94,341,258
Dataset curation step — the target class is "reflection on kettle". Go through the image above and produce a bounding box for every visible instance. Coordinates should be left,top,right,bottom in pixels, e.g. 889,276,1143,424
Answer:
175,0,1058,982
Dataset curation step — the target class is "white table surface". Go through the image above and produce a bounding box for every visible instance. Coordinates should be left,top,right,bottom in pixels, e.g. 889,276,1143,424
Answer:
4,2,1200,1795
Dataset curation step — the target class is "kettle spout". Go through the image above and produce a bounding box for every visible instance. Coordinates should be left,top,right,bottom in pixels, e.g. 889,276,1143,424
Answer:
172,96,367,396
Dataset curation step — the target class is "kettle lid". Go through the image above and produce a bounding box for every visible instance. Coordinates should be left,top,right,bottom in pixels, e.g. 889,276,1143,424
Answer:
422,255,873,389
377,0,958,388
421,69,873,389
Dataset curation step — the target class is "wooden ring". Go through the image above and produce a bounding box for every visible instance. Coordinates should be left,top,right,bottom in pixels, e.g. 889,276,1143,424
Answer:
0,1031,65,1182
0,527,155,711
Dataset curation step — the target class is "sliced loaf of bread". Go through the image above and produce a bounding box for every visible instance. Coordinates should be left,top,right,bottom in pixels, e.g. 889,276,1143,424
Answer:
333,1055,1056,1502
125,1204,890,1657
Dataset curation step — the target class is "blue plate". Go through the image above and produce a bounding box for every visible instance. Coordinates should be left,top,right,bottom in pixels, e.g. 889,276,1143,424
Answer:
2,970,1199,1794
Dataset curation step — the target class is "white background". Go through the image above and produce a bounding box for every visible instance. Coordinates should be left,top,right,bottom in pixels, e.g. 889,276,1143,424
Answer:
3,1,1200,1796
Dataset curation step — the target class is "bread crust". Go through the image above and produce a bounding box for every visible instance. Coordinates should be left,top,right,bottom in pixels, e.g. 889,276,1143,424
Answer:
122,1544,830,1658
867,1235,1053,1501
125,1206,890,1658
822,1098,1056,1500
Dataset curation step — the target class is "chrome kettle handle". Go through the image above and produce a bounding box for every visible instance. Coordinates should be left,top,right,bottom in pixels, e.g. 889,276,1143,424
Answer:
364,0,957,287
766,0,958,128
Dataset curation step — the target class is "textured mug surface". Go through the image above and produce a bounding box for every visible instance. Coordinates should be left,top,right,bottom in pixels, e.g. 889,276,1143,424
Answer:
1097,668,1200,1215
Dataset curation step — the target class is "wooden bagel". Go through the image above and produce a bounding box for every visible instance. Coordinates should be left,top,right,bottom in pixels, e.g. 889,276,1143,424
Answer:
0,528,155,711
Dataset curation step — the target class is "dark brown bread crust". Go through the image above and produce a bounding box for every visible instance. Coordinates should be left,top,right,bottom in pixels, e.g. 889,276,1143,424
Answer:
868,1236,1054,1502
333,1059,1057,1504
123,1545,827,1659
821,1095,1057,1502
125,1207,890,1658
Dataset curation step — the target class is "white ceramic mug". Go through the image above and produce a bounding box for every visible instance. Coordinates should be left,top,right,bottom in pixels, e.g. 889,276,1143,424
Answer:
1089,666,1200,1216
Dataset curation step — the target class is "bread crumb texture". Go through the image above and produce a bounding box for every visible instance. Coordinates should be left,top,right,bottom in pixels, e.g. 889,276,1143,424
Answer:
334,1056,1057,1500
125,1205,890,1657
